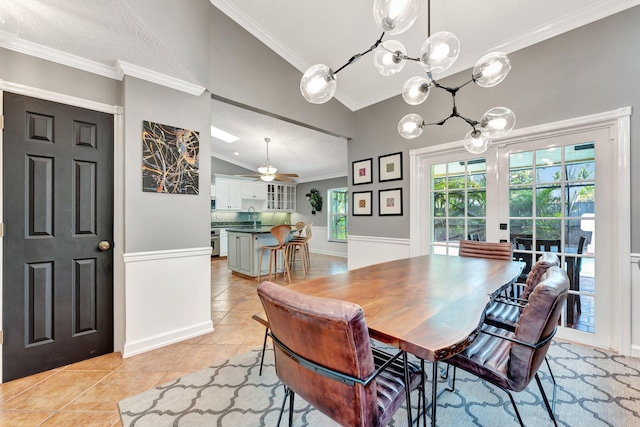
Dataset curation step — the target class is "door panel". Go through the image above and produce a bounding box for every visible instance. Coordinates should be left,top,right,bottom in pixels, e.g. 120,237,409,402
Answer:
3,92,114,382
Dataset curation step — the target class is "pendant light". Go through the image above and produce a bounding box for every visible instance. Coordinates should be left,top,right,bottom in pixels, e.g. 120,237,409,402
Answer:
299,0,516,153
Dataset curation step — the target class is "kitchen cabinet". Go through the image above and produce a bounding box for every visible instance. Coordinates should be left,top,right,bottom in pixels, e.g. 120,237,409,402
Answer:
266,183,296,212
215,176,242,210
226,228,283,277
241,181,266,200
220,229,228,257
227,232,252,275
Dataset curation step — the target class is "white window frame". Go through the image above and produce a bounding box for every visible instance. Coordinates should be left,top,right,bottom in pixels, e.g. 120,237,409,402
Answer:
327,187,348,243
409,107,631,355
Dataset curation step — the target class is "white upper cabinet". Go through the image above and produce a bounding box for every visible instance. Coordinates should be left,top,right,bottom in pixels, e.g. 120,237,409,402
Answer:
215,177,242,210
241,181,266,200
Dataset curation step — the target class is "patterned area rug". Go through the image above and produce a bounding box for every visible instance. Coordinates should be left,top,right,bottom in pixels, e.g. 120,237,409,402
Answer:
118,340,640,426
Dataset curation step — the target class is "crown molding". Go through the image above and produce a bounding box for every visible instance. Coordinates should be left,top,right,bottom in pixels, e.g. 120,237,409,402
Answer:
116,61,205,96
296,171,347,184
1,39,206,97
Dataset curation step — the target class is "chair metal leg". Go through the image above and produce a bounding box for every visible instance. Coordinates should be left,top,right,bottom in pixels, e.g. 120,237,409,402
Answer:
535,372,558,426
402,352,413,427
259,326,269,376
430,361,438,427
445,365,457,392
288,388,295,427
504,389,525,427
544,355,557,412
277,385,290,427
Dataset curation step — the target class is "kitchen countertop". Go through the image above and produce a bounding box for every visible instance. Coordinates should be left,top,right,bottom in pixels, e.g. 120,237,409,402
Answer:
225,226,291,234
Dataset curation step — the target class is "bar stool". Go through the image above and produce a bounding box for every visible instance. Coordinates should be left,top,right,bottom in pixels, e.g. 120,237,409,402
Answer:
257,224,292,283
287,223,312,276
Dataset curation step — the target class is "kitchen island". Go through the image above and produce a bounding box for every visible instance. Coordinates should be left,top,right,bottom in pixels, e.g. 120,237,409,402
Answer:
225,226,290,278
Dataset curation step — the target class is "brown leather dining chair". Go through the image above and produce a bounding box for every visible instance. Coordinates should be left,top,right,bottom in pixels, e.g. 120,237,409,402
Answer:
458,239,513,261
445,266,569,426
257,281,426,427
484,252,561,331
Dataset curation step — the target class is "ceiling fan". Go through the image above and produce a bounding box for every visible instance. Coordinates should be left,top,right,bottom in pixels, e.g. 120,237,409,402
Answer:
237,137,299,182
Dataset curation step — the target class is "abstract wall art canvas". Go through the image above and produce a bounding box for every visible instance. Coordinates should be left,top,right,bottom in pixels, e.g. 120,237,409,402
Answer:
142,120,200,194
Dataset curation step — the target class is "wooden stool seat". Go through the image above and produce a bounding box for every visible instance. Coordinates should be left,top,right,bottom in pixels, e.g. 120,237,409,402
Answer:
257,224,292,283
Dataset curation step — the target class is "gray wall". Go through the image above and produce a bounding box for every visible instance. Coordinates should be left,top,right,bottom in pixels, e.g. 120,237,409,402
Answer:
123,76,211,253
293,177,348,228
208,5,355,141
350,7,640,248
123,0,211,86
0,48,121,105
211,157,255,177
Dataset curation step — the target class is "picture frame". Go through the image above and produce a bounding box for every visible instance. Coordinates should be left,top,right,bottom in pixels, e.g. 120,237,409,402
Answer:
142,120,200,194
352,158,373,185
378,152,402,182
352,191,373,216
379,188,403,216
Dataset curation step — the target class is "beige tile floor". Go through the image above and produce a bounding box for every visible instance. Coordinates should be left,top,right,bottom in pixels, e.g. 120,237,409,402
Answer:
0,253,348,426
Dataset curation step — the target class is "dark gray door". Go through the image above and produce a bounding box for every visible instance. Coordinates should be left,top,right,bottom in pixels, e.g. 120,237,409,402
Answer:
2,92,114,382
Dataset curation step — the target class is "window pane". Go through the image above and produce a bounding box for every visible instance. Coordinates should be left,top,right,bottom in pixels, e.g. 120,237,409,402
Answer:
433,192,446,217
510,189,532,217
510,219,533,241
433,219,447,242
510,152,533,185
567,183,594,216
328,188,348,242
467,190,486,217
448,191,465,217
536,147,562,184
536,185,562,217
448,219,464,241
535,219,561,239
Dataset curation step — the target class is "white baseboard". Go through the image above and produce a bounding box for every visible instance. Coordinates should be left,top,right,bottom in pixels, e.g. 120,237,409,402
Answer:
347,235,411,270
122,321,213,358
631,344,640,358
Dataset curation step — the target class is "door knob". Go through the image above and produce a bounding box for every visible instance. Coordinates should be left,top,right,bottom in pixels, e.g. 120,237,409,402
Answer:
98,241,110,251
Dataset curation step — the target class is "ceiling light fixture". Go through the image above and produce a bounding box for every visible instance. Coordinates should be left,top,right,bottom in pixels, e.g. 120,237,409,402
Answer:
257,137,278,178
299,0,516,153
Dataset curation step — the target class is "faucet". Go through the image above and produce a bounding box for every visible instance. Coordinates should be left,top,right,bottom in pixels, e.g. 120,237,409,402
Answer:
248,206,257,229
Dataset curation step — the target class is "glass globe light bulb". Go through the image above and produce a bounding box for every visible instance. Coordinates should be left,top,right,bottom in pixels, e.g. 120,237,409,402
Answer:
419,31,460,74
374,40,406,76
300,64,337,104
402,76,431,105
480,107,516,138
260,174,276,182
373,0,420,35
398,113,425,139
473,52,511,87
464,129,491,154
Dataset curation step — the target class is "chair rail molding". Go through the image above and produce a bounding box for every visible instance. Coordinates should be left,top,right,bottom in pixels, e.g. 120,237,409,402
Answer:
631,253,640,357
347,235,410,271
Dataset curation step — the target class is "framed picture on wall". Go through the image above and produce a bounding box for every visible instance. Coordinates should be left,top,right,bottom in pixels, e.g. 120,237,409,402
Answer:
352,158,373,185
379,188,403,216
378,152,402,182
352,191,373,216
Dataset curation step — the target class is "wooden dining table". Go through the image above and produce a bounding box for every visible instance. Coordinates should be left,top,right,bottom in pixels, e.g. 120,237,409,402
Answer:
286,254,524,426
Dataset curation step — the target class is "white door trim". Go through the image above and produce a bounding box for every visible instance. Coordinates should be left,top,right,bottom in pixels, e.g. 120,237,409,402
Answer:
409,107,632,355
0,80,125,382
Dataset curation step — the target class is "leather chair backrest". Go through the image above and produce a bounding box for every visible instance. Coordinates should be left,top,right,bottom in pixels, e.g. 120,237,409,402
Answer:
257,281,378,426
521,252,561,300
459,240,513,261
509,266,569,391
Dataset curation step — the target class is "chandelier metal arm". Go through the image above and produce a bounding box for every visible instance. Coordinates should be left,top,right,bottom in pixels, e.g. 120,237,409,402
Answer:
334,32,386,74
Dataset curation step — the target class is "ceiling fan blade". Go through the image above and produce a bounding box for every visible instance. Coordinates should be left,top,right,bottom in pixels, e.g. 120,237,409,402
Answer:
273,175,294,182
275,173,299,177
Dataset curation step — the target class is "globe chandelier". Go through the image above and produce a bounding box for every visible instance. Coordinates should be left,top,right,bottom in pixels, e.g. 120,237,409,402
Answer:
299,0,516,154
